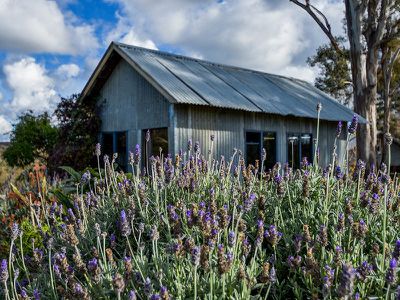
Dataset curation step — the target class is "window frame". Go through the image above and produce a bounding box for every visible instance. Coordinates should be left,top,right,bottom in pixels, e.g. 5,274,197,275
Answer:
287,132,313,169
244,130,277,170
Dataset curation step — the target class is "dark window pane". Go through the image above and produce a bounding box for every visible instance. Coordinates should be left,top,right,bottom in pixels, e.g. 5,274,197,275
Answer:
152,128,168,156
246,131,261,166
288,134,300,169
116,132,127,171
263,132,276,170
246,132,260,143
102,133,113,157
300,134,312,164
142,128,169,161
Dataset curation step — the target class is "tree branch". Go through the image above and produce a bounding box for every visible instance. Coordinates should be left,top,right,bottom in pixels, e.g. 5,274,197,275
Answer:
290,0,343,53
373,0,390,46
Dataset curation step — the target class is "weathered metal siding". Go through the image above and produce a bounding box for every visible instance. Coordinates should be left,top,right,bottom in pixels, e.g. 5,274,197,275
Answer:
99,59,170,152
98,58,344,167
174,105,343,167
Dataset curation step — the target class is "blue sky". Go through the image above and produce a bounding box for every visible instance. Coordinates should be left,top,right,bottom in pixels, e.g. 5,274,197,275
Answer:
0,0,344,141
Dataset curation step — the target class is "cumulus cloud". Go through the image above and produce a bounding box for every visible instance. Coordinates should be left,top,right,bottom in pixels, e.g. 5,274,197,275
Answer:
0,0,98,54
106,0,345,81
0,115,12,137
105,13,158,49
56,64,80,79
54,63,86,97
3,57,58,114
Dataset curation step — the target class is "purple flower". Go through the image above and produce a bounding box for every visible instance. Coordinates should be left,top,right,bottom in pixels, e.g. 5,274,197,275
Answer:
132,144,141,165
144,277,152,295
33,289,41,300
187,139,192,152
356,261,372,282
243,193,256,212
0,259,8,283
191,246,200,266
264,225,282,247
335,166,343,180
81,171,91,184
119,210,131,237
337,263,355,298
336,121,342,137
53,264,62,280
386,258,397,285
11,222,20,240
274,174,283,184
323,265,335,292
210,134,215,142
88,258,98,272
348,114,358,134
228,231,236,247
128,290,137,300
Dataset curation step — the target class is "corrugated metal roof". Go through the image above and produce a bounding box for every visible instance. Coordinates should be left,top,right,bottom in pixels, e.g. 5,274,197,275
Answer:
114,42,364,123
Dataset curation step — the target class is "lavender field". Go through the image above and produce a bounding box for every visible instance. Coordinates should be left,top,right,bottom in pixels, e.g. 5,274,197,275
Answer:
0,124,400,299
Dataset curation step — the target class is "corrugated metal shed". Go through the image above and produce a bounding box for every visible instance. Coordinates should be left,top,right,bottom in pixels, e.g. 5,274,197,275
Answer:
82,41,364,123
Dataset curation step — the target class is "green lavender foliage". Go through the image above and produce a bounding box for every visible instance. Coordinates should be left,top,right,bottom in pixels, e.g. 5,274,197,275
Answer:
1,138,400,300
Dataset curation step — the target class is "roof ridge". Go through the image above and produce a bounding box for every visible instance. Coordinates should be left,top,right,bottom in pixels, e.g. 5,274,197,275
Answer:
113,41,309,84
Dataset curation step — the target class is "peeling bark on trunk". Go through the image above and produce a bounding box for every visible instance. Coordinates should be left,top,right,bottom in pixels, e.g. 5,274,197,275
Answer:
345,0,377,167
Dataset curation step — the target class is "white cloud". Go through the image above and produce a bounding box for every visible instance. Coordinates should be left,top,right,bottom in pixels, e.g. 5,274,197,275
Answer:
0,0,98,54
106,0,345,82
56,64,80,79
53,63,86,97
105,13,158,50
3,57,58,114
0,115,12,136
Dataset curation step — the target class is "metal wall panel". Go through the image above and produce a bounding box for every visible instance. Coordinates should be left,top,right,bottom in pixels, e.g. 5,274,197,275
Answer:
99,59,169,154
174,104,341,167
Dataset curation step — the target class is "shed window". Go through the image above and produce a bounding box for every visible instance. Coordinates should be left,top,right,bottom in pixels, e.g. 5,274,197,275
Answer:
245,131,276,170
101,131,128,171
142,128,168,159
287,133,313,169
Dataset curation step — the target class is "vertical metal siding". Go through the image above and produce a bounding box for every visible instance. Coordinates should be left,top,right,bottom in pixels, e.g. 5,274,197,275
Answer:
174,105,340,167
99,59,170,153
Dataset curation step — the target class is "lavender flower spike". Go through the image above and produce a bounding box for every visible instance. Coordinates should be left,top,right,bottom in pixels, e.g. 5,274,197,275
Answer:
119,210,131,237
337,263,355,298
386,258,397,285
0,259,8,283
336,121,342,138
348,114,358,134
95,143,101,156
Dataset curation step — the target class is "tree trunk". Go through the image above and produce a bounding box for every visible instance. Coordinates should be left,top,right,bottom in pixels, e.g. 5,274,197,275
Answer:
345,0,378,168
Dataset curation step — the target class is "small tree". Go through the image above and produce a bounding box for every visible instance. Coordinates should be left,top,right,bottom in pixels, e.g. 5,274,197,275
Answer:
48,94,102,172
307,37,353,106
3,112,58,167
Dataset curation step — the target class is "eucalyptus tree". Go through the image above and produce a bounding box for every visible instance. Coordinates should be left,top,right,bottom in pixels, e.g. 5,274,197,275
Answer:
291,0,399,166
